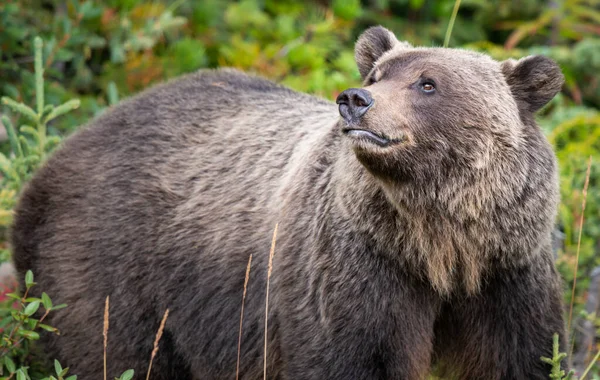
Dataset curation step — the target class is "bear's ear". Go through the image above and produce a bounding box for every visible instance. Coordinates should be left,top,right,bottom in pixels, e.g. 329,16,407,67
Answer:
501,55,564,112
355,26,411,80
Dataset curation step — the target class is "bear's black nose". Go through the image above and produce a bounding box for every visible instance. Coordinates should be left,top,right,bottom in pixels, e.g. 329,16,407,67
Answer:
336,88,374,123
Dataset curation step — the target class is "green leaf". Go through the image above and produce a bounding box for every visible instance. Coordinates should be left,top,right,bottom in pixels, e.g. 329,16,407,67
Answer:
25,318,38,329
42,104,54,118
55,48,75,62
38,323,58,333
42,292,53,309
59,367,69,377
2,115,23,158
1,97,38,122
118,369,134,380
24,300,40,316
65,376,77,380
52,303,67,310
23,154,41,167
19,136,32,156
25,270,34,288
54,359,62,376
10,309,21,321
20,126,40,142
6,292,21,300
107,82,119,106
4,356,16,373
19,329,40,340
16,368,27,380
45,136,62,152
44,99,80,123
0,316,13,328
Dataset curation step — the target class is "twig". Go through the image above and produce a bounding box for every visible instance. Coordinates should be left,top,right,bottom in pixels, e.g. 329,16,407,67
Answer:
103,296,109,380
146,309,169,380
236,254,253,380
264,224,278,380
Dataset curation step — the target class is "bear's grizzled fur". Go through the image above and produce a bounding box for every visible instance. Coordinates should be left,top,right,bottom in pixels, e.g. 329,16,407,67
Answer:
11,26,567,379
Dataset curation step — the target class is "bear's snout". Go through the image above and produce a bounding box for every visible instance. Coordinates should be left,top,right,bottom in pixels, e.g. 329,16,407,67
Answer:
336,88,374,124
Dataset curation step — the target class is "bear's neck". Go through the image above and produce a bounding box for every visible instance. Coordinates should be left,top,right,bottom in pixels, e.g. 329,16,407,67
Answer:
329,138,554,296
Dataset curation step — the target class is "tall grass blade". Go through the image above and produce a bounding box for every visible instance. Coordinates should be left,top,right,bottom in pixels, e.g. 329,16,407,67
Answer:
236,254,253,380
264,224,278,380
579,349,600,380
444,0,462,48
146,309,169,380
567,156,592,356
103,296,109,380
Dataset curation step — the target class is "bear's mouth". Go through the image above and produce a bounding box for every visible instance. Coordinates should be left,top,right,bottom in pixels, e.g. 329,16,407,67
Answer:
342,128,404,147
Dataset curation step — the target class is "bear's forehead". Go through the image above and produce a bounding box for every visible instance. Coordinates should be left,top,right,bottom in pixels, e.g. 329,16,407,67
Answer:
374,48,500,80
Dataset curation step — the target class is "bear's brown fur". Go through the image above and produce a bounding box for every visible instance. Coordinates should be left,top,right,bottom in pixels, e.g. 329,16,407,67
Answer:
11,26,567,379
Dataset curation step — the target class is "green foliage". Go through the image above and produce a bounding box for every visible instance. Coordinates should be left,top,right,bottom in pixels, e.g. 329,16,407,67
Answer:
0,37,79,199
0,270,69,379
38,359,77,380
540,100,600,307
541,334,577,380
0,37,79,268
0,36,80,264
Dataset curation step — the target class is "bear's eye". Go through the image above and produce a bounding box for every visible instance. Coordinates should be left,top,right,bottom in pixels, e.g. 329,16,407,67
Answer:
421,82,435,93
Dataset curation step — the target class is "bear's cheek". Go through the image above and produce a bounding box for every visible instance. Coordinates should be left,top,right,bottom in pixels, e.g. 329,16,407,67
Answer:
405,97,499,165
363,106,494,175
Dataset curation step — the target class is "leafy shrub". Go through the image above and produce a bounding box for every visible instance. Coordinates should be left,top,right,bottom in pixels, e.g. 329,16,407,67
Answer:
0,270,68,379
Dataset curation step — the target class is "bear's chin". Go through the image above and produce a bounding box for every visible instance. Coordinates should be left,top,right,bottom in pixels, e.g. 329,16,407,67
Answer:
349,143,418,183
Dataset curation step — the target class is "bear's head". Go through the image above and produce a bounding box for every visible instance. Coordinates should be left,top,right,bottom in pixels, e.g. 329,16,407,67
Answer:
338,26,563,186
335,26,564,293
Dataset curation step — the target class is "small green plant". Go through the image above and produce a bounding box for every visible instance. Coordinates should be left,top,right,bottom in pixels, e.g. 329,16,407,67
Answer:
0,270,67,379
0,36,80,264
39,360,76,380
0,37,80,224
541,333,577,380
115,369,134,380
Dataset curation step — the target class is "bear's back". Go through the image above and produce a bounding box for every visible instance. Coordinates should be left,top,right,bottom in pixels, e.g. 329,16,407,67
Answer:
12,68,337,314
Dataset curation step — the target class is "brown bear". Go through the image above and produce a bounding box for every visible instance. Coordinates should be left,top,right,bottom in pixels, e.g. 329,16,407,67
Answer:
11,26,567,379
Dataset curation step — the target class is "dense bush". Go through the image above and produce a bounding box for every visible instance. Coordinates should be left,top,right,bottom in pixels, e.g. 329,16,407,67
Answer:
0,0,598,377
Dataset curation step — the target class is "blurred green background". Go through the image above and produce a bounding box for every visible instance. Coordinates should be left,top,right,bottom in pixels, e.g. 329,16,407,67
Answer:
0,0,599,376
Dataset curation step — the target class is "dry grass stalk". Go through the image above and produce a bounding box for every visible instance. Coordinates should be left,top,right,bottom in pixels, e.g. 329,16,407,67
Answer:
264,224,278,380
236,254,253,380
146,309,170,380
103,296,109,380
580,349,600,380
567,156,592,340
